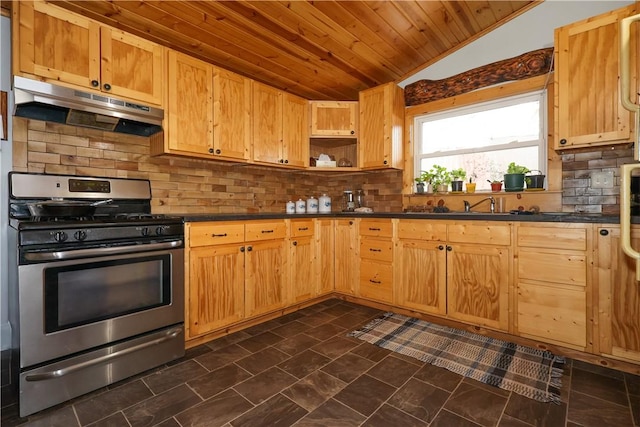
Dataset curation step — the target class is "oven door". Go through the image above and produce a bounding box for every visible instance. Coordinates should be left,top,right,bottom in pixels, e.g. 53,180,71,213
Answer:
18,245,184,368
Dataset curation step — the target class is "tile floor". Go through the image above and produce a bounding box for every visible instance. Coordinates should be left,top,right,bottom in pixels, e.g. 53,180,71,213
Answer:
2,299,639,427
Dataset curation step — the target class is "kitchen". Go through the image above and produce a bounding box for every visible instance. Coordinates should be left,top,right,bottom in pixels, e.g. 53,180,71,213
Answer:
1,0,640,426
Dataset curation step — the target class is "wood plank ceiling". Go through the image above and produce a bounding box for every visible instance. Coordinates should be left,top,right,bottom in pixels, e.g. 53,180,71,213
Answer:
51,0,539,101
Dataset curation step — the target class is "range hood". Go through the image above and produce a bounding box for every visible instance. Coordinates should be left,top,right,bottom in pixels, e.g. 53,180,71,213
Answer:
13,76,163,137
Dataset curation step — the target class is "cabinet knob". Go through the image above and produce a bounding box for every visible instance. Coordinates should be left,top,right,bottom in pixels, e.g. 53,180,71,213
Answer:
215,149,221,154
599,229,609,236
350,130,355,135
247,246,253,252
240,246,245,252
208,148,214,154
293,241,298,246
91,80,99,87
284,159,289,164
383,160,388,165
438,245,444,250
349,221,353,225
446,245,452,251
560,138,567,145
103,83,111,91
279,159,284,163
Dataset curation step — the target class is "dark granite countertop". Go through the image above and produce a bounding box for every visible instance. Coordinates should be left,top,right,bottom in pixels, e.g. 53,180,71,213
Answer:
178,211,623,224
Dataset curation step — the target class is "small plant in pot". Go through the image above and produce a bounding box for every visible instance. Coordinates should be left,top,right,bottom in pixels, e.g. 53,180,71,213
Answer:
450,168,466,193
488,179,503,192
504,162,530,192
414,170,432,194
429,165,452,193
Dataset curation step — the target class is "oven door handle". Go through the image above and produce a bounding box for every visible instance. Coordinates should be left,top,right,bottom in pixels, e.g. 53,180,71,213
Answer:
24,240,183,261
24,326,183,382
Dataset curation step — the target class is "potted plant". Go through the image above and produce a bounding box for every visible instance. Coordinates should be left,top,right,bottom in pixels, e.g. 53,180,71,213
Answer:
450,168,466,193
414,171,428,194
504,162,530,192
429,165,452,193
487,179,503,192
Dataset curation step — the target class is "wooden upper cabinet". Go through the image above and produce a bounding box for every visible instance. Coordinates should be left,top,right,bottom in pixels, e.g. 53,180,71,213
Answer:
359,82,404,170
161,52,250,161
213,68,251,161
554,4,638,149
252,82,308,168
15,1,164,106
309,101,358,137
166,51,213,155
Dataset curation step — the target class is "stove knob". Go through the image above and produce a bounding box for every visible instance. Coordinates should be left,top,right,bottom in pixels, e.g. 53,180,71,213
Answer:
74,230,87,241
54,231,68,242
156,226,165,236
141,227,150,237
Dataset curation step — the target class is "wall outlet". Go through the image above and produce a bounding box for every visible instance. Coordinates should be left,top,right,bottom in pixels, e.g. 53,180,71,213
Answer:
591,171,614,188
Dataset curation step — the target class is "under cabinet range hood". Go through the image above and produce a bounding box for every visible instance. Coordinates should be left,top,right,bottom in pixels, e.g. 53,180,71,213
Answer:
13,76,163,136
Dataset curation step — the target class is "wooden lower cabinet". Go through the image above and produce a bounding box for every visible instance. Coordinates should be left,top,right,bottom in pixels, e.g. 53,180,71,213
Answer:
596,225,640,363
515,223,590,350
359,219,394,304
335,218,359,295
289,220,317,303
316,219,335,296
446,243,510,331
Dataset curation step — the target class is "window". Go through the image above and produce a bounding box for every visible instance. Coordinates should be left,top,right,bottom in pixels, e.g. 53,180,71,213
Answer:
414,91,547,191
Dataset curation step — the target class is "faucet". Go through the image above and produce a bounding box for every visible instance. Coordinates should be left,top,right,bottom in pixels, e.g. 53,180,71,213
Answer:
463,196,495,213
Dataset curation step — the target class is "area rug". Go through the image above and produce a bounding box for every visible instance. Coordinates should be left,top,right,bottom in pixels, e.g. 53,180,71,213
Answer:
348,312,564,403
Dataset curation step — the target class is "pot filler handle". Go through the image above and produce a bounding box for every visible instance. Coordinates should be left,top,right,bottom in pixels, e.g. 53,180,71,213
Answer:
620,164,640,281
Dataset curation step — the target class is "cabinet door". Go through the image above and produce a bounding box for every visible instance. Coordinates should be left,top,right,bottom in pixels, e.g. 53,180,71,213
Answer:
359,82,404,170
213,68,251,160
446,243,510,331
245,239,287,317
252,82,283,165
310,101,358,137
282,93,309,168
167,51,213,155
16,1,100,88
596,226,640,363
100,27,164,105
554,5,638,149
188,245,244,337
397,239,447,316
317,219,335,295
290,235,317,303
334,219,359,295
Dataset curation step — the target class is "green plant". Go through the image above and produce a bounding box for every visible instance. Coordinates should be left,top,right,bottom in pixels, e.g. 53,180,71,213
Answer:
428,164,452,187
415,170,433,184
450,168,466,181
506,162,530,174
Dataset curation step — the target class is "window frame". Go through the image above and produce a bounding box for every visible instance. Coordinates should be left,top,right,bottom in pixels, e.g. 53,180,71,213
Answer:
413,90,548,185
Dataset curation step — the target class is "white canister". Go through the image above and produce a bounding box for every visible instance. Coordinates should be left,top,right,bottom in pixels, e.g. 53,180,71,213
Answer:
318,193,332,213
286,200,295,214
295,198,306,214
306,196,318,214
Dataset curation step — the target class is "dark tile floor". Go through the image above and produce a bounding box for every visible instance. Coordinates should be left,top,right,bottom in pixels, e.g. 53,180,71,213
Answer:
2,299,639,427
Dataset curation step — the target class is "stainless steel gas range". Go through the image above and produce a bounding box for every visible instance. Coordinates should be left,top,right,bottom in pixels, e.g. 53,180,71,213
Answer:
7,172,185,417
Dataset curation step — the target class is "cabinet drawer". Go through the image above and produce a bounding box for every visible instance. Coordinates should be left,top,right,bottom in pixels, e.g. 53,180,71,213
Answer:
517,225,587,251
448,223,511,246
517,282,586,348
245,221,286,241
189,222,244,247
359,260,393,303
290,220,314,237
518,249,587,287
359,219,393,238
398,220,447,241
360,238,393,262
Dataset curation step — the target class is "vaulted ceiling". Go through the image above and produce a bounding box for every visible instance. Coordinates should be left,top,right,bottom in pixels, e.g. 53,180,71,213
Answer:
50,0,539,101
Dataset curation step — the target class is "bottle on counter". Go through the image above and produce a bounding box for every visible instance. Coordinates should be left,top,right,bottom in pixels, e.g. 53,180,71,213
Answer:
306,196,318,214
319,193,332,213
286,200,295,214
295,198,306,214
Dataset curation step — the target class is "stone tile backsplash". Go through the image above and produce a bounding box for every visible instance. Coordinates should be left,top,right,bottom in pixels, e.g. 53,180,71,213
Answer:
12,117,634,215
12,118,403,214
